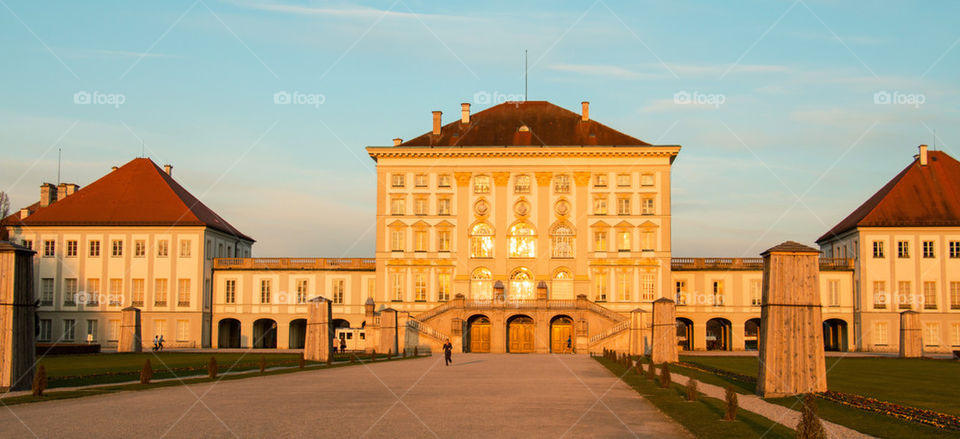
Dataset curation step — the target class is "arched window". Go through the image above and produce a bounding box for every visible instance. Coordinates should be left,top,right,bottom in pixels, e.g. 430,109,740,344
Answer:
471,267,492,300
509,268,534,300
509,222,536,258
551,222,575,258
470,223,494,258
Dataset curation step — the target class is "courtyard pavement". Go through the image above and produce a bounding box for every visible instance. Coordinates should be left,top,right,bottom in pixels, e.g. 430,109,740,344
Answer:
0,354,689,438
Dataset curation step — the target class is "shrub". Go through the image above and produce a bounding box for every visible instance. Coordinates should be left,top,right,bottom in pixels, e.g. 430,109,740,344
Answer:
208,357,218,379
685,378,699,402
659,363,671,388
387,349,393,359
350,353,356,364
796,394,827,439
259,356,266,373
32,365,48,397
414,346,418,356
326,353,332,365
646,362,656,380
299,353,305,369
371,349,376,362
635,359,644,375
140,359,153,384
724,386,738,421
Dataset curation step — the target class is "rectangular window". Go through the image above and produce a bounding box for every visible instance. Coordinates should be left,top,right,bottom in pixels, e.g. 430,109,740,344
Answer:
391,198,405,215
154,279,168,306
157,240,168,257
332,279,344,304
950,241,960,258
437,230,451,252
108,320,120,341
594,231,608,251
225,279,236,304
473,175,490,194
514,175,531,193
640,174,654,186
176,320,190,342
437,174,451,188
951,323,960,347
390,230,405,252
414,174,428,187
64,278,78,306
593,198,608,215
131,279,144,306
66,240,78,257
617,198,631,215
414,273,427,301
952,282,960,310
923,240,935,258
438,198,451,215
89,240,100,257
897,240,910,258
751,279,763,306
712,281,725,306
923,281,937,309
641,231,655,251
594,174,608,187
135,240,146,257
640,273,655,301
294,279,307,304
829,279,840,306
898,281,912,309
109,279,123,306
111,240,123,257
40,278,54,306
414,198,428,215
617,272,631,301
873,280,887,309
179,240,191,257
177,279,191,307
86,320,98,342
259,279,271,304
38,319,51,341
641,198,655,215
391,273,404,301
153,320,166,339
43,240,55,257
22,240,32,250
874,322,888,345
616,174,631,187
924,323,940,346
86,279,100,305
675,280,687,305
617,231,631,252
63,319,76,341
391,173,406,188
872,241,885,258
438,273,451,302
594,272,608,301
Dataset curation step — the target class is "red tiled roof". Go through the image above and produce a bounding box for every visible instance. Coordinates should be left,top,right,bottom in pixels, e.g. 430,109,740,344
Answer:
6,158,254,242
399,101,650,147
817,150,960,243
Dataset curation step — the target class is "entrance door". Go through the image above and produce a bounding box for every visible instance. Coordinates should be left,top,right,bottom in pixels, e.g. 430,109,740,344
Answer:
508,316,535,353
469,317,491,353
550,317,573,353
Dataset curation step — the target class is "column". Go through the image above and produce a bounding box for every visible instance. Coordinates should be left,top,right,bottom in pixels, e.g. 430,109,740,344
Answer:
304,297,333,362
651,298,678,363
118,306,142,353
0,242,36,391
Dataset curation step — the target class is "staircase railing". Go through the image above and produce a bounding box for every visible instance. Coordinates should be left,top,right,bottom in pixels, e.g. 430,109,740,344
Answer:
581,300,628,322
407,319,449,342
589,320,631,344
413,300,457,322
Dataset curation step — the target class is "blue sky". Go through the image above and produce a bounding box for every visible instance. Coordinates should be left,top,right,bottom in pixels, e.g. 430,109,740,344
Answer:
1,0,958,257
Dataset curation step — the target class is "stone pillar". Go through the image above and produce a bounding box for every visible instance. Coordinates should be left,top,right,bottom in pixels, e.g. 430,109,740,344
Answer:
304,297,333,362
651,298,678,364
899,311,922,358
0,242,36,391
757,241,827,398
118,307,142,353
628,309,647,356
379,308,398,354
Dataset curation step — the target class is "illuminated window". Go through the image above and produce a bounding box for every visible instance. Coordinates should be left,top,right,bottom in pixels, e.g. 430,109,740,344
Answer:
474,175,490,194
617,271,631,301
414,273,427,301
514,175,531,193
509,222,536,258
391,273,404,301
594,231,608,251
438,273,451,302
873,281,887,309
509,268,535,300
470,268,492,300
617,231,631,252
594,271,608,301
551,223,574,258
437,230,451,252
554,174,570,193
470,223,494,258
640,273,655,301
712,281,725,306
593,197,607,215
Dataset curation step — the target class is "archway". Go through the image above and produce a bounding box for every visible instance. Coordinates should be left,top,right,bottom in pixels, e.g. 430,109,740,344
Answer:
507,314,535,353
676,318,693,351
744,318,761,351
823,319,848,351
217,318,241,348
550,315,574,353
706,318,731,351
465,314,491,353
253,319,277,349
288,319,307,349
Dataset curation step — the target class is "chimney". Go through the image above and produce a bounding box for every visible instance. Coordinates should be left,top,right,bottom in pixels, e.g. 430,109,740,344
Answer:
19,208,29,220
65,183,79,196
918,144,928,166
432,111,442,135
461,103,471,124
57,183,68,201
163,164,173,176
111,166,118,172
39,183,57,208
393,138,403,146
581,101,590,122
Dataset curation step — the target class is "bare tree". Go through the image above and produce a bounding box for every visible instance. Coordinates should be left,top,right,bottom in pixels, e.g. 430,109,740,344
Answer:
0,191,10,219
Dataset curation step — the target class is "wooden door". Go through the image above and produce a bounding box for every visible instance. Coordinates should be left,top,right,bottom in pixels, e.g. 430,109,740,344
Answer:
551,322,573,353
469,320,490,352
508,318,534,353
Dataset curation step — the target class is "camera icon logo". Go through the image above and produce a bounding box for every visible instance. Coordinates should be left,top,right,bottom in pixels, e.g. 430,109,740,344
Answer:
74,91,91,105
274,91,291,105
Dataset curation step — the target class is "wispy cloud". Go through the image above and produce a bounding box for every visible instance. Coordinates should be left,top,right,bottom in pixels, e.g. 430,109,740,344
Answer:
57,48,179,59
665,63,791,76
228,1,471,21
546,63,664,79
790,31,887,45
547,62,790,79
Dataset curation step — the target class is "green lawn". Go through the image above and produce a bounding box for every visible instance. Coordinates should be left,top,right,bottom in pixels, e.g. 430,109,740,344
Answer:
596,357,795,439
678,355,960,417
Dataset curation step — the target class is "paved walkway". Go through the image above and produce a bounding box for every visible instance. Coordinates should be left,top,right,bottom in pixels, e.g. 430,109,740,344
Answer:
0,354,689,438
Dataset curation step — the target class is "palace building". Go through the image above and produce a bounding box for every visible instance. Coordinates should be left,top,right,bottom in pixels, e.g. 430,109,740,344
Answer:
4,100,958,354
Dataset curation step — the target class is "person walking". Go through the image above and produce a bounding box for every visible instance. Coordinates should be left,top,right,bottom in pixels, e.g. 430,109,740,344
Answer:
158,334,165,352
443,339,453,366
339,338,347,354
152,335,159,352
566,335,573,354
